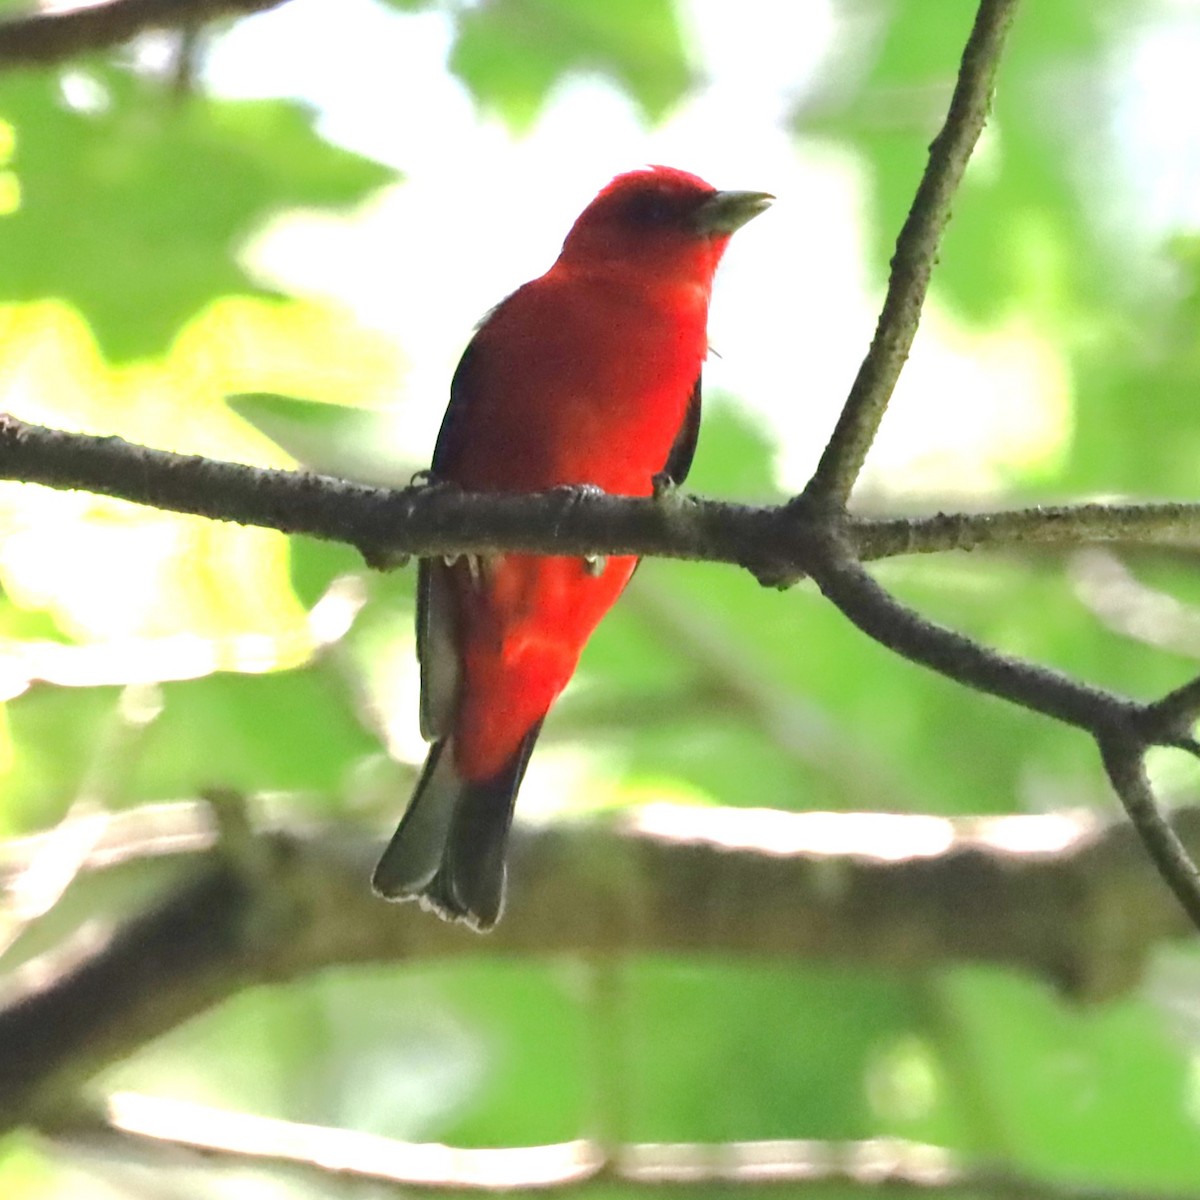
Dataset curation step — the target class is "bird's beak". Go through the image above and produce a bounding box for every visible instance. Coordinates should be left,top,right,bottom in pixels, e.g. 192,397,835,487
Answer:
692,189,774,235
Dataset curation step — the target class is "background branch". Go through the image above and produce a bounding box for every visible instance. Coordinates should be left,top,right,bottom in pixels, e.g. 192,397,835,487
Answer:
0,0,287,68
2,798,1195,1134
45,1096,1180,1200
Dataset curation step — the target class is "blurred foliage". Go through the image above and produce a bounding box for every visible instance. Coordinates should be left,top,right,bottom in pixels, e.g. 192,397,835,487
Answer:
377,0,692,129
449,0,692,130
0,68,393,358
3,1,1200,1198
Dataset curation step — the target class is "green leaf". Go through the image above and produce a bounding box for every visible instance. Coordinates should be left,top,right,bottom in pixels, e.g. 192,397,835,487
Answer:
0,1138,57,1200
450,0,692,130
430,962,590,1144
930,968,1200,1185
146,665,386,799
228,392,423,486
802,0,1110,326
1,685,123,831
0,661,394,830
1065,238,1200,496
627,962,925,1141
0,68,394,358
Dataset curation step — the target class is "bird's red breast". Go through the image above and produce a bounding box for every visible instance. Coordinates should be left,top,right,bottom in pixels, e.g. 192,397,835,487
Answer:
429,167,771,780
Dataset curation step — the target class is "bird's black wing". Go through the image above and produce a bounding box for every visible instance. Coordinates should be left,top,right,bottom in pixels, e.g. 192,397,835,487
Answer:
416,558,457,741
660,375,702,487
417,329,493,742
430,335,484,476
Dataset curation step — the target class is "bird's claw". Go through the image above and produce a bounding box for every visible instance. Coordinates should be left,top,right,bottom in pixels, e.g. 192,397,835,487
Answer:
363,473,462,569
548,484,606,571
651,471,677,500
410,471,464,496
360,545,410,571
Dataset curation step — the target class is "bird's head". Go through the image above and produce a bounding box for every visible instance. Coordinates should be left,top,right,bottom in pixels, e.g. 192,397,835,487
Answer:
557,165,772,285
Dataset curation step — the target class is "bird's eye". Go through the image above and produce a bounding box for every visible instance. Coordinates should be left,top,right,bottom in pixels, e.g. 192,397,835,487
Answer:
625,190,676,227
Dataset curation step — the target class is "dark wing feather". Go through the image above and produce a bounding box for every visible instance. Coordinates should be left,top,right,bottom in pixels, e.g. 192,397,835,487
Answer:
431,337,483,475
418,323,496,741
431,289,520,475
416,559,457,741
661,375,702,486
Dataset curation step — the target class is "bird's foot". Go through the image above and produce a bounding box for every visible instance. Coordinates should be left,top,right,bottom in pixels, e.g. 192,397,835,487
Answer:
360,545,410,571
548,483,606,572
651,471,678,500
361,473,459,570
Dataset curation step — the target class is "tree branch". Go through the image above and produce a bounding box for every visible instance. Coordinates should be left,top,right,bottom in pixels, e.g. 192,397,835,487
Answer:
706,0,1200,932
0,0,287,68
45,1094,1182,1200
802,0,1021,508
2,799,1195,1133
4,416,1200,576
1099,734,1200,929
860,502,1200,561
805,532,1129,733
800,524,1200,931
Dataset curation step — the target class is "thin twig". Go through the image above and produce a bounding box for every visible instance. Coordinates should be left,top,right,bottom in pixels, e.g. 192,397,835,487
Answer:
767,0,1200,929
1098,737,1200,929
801,528,1200,928
859,502,1200,560
803,0,1020,509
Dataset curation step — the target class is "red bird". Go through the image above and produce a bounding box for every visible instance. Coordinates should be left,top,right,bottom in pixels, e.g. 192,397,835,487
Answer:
373,166,771,929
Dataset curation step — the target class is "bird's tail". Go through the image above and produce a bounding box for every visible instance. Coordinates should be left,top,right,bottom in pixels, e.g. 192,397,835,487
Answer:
371,724,542,932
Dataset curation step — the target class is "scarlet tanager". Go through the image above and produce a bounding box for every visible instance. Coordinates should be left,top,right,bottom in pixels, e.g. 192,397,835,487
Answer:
372,166,772,930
